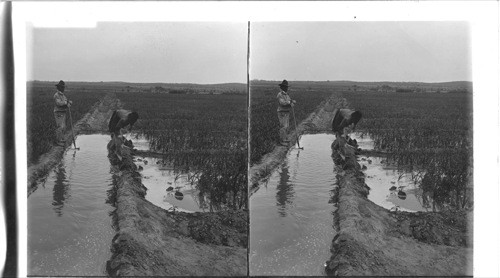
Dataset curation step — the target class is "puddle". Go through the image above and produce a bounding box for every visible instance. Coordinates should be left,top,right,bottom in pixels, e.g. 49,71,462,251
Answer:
250,134,337,276
128,135,207,212
28,134,116,276
135,156,206,213
128,133,150,151
350,133,430,212
249,132,430,275
349,132,374,150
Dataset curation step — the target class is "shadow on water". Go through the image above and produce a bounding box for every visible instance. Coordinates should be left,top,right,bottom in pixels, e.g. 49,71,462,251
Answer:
250,134,337,276
28,134,116,276
105,166,121,232
52,162,70,217
275,162,295,217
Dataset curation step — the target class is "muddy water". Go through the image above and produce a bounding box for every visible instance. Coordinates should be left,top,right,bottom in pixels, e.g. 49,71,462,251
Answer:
128,134,206,212
136,157,205,213
250,134,337,276
350,133,429,212
28,134,116,276
129,133,149,151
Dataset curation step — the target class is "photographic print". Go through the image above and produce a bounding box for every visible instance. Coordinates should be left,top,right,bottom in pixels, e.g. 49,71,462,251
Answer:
248,22,473,276
6,2,500,277
25,21,248,276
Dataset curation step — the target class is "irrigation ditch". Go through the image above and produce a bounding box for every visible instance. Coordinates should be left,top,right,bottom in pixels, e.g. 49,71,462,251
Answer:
27,93,247,276
249,94,344,193
105,140,247,276
249,94,472,276
28,91,472,276
326,135,472,276
28,93,121,194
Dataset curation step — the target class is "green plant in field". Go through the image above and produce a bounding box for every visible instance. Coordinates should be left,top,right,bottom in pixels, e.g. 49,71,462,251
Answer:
343,91,472,211
118,91,248,210
249,82,334,165
27,81,106,164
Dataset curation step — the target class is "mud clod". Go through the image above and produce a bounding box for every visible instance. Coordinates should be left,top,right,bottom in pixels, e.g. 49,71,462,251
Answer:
326,136,472,276
106,138,247,276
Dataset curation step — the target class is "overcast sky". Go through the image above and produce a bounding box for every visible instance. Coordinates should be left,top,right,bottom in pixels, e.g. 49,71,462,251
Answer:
28,21,471,84
28,22,248,84
250,22,471,83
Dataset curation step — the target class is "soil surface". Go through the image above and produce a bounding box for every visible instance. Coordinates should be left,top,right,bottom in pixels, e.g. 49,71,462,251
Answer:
106,139,247,276
325,135,473,276
249,94,346,194
28,92,247,275
250,95,472,276
27,93,121,195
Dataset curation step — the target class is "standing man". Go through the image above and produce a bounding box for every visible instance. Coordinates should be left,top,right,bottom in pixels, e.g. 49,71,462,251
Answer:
276,80,296,146
53,80,72,146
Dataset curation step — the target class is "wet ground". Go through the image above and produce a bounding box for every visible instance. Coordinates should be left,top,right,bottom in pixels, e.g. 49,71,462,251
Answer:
28,134,116,276
129,133,149,151
135,156,205,213
350,133,429,212
250,134,337,276
129,134,206,212
250,132,429,276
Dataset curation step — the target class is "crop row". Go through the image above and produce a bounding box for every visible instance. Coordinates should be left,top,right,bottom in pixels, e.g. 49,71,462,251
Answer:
343,91,472,211
250,83,334,165
27,83,106,164
118,91,248,210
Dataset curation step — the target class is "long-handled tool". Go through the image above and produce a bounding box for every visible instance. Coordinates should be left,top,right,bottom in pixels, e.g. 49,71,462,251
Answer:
291,105,304,150
68,105,80,150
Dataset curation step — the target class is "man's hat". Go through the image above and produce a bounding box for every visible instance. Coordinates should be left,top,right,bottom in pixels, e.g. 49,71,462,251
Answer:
56,80,65,87
279,80,289,87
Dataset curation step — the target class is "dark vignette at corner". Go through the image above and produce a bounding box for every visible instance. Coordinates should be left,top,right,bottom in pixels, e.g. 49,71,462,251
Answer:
2,2,18,277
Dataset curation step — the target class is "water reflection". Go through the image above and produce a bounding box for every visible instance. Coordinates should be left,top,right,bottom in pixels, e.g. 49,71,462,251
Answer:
250,134,337,276
52,162,70,216
29,134,116,276
105,165,120,207
105,166,120,231
275,163,295,217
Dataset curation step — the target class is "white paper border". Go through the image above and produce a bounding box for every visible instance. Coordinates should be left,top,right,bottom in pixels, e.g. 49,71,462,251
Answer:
11,2,499,277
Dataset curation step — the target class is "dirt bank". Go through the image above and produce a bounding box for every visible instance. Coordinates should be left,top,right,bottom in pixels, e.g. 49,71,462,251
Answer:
325,136,473,276
106,139,247,276
249,93,346,194
27,93,121,195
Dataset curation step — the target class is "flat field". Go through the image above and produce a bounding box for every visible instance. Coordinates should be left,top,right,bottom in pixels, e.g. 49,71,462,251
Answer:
250,81,334,165
117,88,248,210
27,81,248,210
342,90,473,210
27,81,106,164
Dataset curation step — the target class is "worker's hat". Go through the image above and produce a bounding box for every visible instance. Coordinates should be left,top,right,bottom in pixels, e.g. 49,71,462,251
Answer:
279,80,289,87
55,80,65,87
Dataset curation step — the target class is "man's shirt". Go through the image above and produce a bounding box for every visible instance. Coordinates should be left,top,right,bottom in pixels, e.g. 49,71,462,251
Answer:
54,91,69,113
277,90,292,112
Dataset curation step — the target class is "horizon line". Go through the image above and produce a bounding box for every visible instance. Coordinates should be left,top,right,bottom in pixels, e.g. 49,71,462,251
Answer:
27,80,247,85
251,79,473,84
28,79,472,85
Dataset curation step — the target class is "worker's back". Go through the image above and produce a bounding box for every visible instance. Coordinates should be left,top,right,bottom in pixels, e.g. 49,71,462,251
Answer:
331,109,362,133
109,109,139,134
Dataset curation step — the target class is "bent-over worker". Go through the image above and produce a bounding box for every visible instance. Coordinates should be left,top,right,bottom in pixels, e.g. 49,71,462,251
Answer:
108,109,139,136
277,80,296,146
53,80,72,146
108,109,139,161
331,108,362,138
